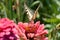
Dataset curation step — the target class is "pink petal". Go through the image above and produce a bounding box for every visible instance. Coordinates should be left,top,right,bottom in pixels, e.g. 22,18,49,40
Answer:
3,28,11,32
0,38,3,40
12,28,18,34
37,24,44,33
9,36,14,40
5,31,10,35
0,32,5,37
35,21,40,27
27,33,34,38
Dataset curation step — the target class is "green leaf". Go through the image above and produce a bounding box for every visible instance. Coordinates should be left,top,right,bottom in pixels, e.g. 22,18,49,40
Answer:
30,1,40,7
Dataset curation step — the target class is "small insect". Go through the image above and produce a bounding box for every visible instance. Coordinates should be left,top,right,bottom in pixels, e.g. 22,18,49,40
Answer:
24,3,40,21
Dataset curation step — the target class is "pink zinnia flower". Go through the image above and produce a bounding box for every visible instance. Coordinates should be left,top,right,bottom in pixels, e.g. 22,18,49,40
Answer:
18,21,48,40
0,18,20,40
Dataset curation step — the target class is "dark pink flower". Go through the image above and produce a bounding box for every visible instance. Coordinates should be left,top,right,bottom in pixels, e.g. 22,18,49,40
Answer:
18,21,48,40
0,18,20,40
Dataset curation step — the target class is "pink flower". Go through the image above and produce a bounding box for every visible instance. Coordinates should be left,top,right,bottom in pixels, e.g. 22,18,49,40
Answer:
18,21,48,40
0,18,20,40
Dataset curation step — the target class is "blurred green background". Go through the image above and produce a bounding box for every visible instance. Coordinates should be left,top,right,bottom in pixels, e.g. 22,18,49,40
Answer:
0,0,60,40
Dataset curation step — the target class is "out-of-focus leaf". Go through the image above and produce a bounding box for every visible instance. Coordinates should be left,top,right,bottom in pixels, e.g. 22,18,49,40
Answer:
43,18,60,23
30,1,40,7
56,14,60,19
45,24,53,29
0,2,7,18
55,0,60,6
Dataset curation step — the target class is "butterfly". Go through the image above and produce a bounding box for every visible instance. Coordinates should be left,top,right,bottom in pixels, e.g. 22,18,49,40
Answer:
24,3,40,21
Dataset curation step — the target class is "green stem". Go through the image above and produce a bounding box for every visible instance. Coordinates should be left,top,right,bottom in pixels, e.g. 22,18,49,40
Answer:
16,0,20,22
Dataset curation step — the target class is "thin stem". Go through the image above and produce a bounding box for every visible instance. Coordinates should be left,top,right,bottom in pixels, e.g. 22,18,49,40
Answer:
16,0,20,22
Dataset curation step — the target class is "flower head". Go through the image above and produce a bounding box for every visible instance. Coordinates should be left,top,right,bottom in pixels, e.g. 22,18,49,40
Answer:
18,21,48,40
0,18,20,40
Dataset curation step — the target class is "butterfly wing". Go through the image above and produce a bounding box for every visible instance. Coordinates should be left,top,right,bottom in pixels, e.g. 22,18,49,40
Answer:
24,3,34,21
